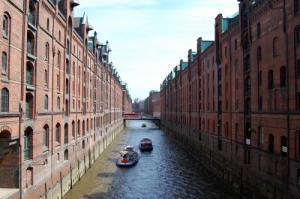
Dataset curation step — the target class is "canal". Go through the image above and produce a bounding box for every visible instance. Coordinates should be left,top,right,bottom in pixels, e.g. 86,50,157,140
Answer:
64,120,243,199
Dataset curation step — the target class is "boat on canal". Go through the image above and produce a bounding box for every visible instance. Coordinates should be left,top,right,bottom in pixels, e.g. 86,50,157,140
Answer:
142,123,146,127
139,138,153,151
116,146,139,167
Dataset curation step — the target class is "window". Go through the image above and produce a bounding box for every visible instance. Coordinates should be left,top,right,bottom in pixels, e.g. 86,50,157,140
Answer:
258,46,262,61
58,30,61,41
244,55,250,72
244,34,249,50
257,22,260,38
297,92,300,110
297,27,300,46
258,96,262,110
66,60,69,74
24,127,33,160
43,125,49,152
28,4,35,25
46,18,49,31
242,5,248,29
269,134,274,153
44,95,48,110
3,15,8,37
268,70,274,89
280,66,286,87
245,77,251,94
57,97,60,110
55,123,60,146
1,88,9,112
64,124,68,144
258,126,263,146
64,149,68,160
27,32,34,55
45,43,49,60
72,121,75,139
57,74,60,90
295,0,300,15
297,60,300,78
2,52,7,74
44,70,48,86
66,79,69,94
25,93,33,118
57,51,61,67
245,98,251,115
234,39,237,51
273,37,279,57
65,99,69,116
26,63,33,85
281,136,287,157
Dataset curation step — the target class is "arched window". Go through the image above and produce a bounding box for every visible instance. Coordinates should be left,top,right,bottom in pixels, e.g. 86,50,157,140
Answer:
1,88,9,112
82,140,85,149
268,70,274,89
66,79,69,94
44,70,48,86
43,125,49,151
72,121,75,139
77,120,80,137
44,95,48,110
65,99,69,116
82,120,85,136
273,37,279,57
45,43,49,61
3,14,9,37
2,52,7,74
58,30,61,41
46,18,49,31
64,149,68,160
56,123,60,146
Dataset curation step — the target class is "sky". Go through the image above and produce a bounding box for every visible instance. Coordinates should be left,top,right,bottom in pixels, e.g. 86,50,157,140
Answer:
74,0,240,101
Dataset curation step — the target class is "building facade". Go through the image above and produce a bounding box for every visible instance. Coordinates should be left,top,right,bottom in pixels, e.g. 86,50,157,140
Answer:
161,0,300,198
144,90,160,117
0,0,131,198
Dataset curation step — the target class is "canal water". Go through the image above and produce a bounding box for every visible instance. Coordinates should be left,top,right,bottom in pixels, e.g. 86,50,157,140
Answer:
64,120,243,199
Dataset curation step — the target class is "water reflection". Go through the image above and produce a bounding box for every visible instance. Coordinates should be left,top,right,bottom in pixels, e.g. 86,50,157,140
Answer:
64,120,243,199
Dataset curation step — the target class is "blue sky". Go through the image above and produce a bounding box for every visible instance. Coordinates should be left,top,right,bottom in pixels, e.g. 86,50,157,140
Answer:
74,0,239,101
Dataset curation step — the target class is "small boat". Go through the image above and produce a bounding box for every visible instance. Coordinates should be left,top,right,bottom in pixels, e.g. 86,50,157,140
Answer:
142,123,146,127
139,138,153,151
116,146,139,167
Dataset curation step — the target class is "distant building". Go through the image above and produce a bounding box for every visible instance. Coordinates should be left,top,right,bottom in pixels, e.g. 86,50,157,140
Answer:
144,90,160,117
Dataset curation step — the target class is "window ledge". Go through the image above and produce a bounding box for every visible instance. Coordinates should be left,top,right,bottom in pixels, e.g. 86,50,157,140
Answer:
1,78,9,83
27,23,37,31
26,85,35,91
27,53,36,60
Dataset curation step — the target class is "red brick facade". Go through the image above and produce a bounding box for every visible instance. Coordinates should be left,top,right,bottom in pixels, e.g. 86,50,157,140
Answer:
0,0,131,198
161,0,300,198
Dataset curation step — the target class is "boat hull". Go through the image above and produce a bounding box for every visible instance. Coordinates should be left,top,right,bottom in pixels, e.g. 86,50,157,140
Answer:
139,146,153,151
116,159,139,167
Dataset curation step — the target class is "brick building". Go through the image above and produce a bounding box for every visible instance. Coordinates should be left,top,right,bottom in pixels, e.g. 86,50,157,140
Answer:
0,0,131,198
144,90,160,117
161,0,300,198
